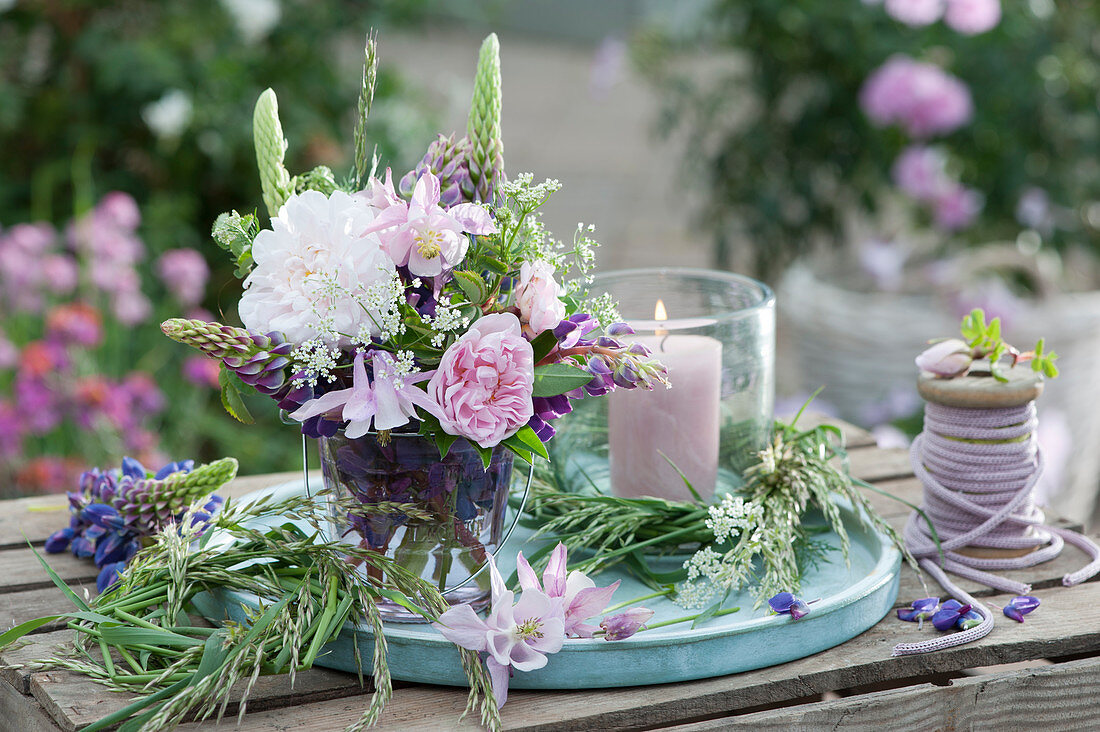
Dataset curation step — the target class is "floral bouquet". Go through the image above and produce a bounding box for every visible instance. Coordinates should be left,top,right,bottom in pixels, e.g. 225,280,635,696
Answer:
162,33,668,613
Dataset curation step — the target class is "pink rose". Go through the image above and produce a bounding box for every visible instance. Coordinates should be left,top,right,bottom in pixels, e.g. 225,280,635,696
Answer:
428,313,534,448
514,260,566,334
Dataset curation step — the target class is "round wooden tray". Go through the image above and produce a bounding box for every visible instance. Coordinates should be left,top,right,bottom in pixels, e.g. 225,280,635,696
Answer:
194,479,901,689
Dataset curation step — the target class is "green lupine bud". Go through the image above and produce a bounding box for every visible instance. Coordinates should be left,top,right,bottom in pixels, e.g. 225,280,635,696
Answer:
254,88,293,218
466,33,504,203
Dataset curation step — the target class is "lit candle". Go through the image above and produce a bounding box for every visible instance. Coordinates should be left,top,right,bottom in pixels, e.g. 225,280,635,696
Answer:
608,300,722,502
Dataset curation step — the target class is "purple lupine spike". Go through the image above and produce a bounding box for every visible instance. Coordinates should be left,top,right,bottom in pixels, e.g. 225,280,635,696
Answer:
398,134,475,206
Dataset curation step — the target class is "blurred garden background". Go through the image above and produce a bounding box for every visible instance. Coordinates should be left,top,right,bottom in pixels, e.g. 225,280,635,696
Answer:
4,0,1100,526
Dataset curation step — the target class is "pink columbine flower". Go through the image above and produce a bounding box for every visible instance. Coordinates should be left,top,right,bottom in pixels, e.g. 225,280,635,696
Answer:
513,260,567,335
915,338,973,378
944,0,1000,35
600,607,655,640
427,313,534,448
884,0,944,27
357,167,403,211
515,542,621,637
364,172,496,277
290,350,441,436
433,556,565,709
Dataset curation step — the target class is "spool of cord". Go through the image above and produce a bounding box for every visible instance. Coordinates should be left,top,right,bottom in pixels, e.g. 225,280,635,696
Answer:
893,372,1100,656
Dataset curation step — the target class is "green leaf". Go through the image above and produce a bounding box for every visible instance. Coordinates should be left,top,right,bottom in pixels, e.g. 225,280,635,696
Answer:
473,442,493,470
28,542,90,612
0,615,63,647
373,588,435,621
99,626,205,649
219,367,255,424
529,329,559,363
452,270,490,304
502,425,549,461
691,597,726,629
435,431,458,459
657,451,704,504
480,255,510,276
532,363,593,397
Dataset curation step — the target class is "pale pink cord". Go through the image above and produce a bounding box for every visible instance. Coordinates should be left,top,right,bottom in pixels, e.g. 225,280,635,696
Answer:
893,401,1100,655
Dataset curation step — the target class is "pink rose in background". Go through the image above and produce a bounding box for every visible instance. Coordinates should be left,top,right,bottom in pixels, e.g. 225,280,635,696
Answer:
860,56,972,138
944,0,1001,35
157,248,210,307
428,312,534,448
884,0,944,27
933,184,983,231
514,260,567,334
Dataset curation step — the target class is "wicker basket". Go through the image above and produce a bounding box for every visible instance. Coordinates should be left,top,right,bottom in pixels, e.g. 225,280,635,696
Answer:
779,260,1100,524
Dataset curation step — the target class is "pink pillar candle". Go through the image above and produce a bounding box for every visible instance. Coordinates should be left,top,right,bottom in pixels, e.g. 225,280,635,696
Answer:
608,334,722,502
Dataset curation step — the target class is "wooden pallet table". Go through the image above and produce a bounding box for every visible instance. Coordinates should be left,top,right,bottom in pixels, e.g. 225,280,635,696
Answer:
3,419,1099,731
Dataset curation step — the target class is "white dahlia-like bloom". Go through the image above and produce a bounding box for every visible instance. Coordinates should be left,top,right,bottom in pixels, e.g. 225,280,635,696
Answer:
239,190,396,346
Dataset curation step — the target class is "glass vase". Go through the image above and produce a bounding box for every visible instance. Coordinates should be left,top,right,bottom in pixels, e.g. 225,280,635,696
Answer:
551,267,775,503
319,431,518,622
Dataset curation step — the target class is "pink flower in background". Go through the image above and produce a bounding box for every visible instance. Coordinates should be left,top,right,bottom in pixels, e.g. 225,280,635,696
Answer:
860,56,973,138
944,0,1001,35
950,278,1022,330
857,238,911,292
0,332,17,371
112,291,152,325
933,184,983,231
364,172,496,277
427,313,534,448
514,260,567,335
157,248,210,306
18,340,68,379
46,303,103,348
14,376,61,434
95,192,141,232
891,145,950,201
1016,187,1054,233
183,356,221,389
884,0,944,27
590,36,627,99
0,400,24,459
122,372,166,415
41,255,78,295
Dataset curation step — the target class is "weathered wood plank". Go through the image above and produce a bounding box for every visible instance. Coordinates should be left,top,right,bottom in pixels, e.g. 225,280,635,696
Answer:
0,630,73,695
0,587,85,637
795,413,877,449
849,446,912,484
0,550,99,594
0,675,62,732
24,647,374,730
671,654,1100,730
164,582,1100,731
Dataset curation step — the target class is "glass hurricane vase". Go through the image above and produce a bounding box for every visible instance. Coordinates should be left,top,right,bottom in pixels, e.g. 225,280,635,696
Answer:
319,431,520,622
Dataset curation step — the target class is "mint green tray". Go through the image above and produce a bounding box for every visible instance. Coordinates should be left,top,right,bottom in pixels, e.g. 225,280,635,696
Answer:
195,479,900,689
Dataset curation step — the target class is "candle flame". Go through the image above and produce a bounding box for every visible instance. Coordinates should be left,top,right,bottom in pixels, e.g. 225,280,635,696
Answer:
654,299,668,322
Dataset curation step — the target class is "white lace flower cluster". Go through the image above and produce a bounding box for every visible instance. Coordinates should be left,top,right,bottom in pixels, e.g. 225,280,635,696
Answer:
676,494,766,609
422,305,472,348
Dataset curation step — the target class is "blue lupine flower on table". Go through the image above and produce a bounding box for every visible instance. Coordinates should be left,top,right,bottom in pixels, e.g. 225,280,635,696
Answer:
1002,595,1040,622
45,456,236,591
931,599,972,631
897,597,940,629
768,591,810,619
956,609,983,630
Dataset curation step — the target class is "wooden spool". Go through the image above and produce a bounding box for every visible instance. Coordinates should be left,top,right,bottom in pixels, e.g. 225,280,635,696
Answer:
917,367,1045,560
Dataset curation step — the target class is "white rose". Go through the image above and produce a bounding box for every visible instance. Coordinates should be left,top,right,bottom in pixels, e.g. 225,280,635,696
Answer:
514,260,566,335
